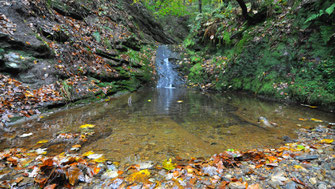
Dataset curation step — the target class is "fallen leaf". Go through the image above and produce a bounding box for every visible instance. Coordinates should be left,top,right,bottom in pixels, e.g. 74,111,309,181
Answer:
310,118,323,122
37,139,49,144
67,167,81,186
44,184,57,189
80,124,95,129
127,169,150,182
36,148,47,155
162,158,176,171
82,151,95,157
320,139,333,144
70,144,81,151
297,145,305,151
19,133,33,138
14,177,24,184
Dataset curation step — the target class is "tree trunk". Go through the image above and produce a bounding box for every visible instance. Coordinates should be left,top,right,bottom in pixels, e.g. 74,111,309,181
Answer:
235,0,250,20
198,0,202,13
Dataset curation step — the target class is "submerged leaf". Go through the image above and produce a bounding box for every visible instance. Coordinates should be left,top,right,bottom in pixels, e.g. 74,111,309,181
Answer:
127,169,150,182
162,158,176,171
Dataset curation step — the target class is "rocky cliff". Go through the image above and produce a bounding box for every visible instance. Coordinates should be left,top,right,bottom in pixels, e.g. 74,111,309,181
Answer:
0,0,173,125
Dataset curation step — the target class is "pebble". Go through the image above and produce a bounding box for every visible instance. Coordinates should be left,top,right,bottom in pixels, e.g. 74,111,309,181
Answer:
318,183,327,189
285,181,296,189
295,155,319,161
309,177,317,185
228,181,245,189
101,170,118,180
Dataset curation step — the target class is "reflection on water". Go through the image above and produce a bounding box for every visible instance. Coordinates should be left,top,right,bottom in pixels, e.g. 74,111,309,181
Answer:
1,88,334,164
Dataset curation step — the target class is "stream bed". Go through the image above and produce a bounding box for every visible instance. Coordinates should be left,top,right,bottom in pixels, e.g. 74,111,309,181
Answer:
1,88,334,164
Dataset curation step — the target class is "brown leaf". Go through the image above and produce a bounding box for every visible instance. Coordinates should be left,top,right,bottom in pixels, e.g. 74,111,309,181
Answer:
14,177,24,184
67,167,81,186
42,159,53,167
44,184,57,189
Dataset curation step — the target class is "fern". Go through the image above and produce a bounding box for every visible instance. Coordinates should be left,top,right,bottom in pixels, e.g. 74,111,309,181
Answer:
325,3,335,15
305,3,335,24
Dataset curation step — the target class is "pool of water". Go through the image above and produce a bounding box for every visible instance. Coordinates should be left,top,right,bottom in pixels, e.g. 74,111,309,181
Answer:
1,88,334,164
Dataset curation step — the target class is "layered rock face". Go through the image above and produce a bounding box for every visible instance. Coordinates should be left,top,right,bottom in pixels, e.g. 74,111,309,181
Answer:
0,0,173,124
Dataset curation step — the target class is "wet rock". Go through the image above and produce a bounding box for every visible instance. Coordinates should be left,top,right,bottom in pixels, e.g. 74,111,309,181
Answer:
268,180,281,188
282,136,294,143
101,170,118,180
309,177,317,185
50,0,90,20
318,183,327,189
285,181,296,189
1,52,31,73
138,161,154,170
270,171,288,185
295,155,319,161
229,181,245,189
258,116,274,127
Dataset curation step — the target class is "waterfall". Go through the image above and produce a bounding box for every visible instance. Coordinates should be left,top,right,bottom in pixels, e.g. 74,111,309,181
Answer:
156,45,183,88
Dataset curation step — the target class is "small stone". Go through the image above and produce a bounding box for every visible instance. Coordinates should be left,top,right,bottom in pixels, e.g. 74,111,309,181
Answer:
229,181,246,189
285,181,296,189
268,181,281,188
271,171,289,185
309,177,317,185
139,161,154,169
295,155,319,161
101,170,118,180
318,183,327,189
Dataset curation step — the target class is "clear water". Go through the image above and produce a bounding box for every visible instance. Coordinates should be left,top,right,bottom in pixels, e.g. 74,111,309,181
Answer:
1,88,334,164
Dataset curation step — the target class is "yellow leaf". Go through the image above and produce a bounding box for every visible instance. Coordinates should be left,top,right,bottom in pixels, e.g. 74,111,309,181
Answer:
70,144,81,151
320,139,333,144
82,151,95,157
308,106,317,109
80,124,95,129
162,158,176,171
93,156,107,163
37,140,49,144
127,169,150,183
294,165,303,169
298,118,307,121
24,91,34,97
310,118,323,122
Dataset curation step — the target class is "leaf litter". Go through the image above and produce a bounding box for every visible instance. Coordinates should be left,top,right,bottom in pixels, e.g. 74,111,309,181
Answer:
0,120,334,188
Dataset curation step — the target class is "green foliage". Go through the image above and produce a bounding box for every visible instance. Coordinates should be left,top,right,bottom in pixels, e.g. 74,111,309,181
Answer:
305,3,335,23
320,25,334,44
92,31,101,43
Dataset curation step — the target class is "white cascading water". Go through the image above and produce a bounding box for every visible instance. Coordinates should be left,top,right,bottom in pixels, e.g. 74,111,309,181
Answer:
156,45,183,88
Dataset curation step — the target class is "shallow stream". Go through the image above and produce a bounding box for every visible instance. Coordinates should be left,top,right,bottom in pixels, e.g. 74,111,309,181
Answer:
1,88,334,164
